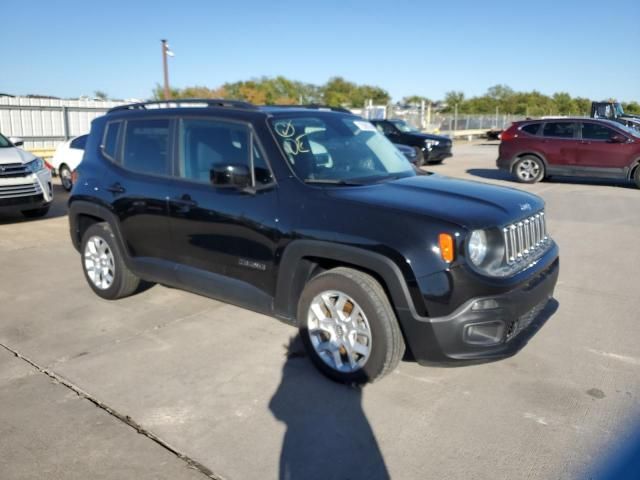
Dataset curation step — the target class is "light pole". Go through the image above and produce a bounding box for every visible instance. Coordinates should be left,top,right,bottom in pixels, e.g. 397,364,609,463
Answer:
161,39,174,100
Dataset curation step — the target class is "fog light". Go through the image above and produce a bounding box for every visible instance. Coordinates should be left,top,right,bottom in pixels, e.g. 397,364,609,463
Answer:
464,321,505,346
471,298,499,311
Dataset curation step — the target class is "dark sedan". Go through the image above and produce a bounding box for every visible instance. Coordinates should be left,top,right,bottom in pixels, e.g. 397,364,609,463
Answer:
371,119,452,166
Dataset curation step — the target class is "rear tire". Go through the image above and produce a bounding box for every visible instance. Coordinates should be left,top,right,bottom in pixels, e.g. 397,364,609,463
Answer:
298,267,405,384
22,206,50,218
513,155,545,183
633,166,640,189
80,222,142,300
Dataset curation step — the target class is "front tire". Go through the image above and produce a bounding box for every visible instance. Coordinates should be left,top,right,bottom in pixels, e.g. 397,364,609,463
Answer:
298,267,405,384
413,147,425,167
513,155,545,183
59,164,73,191
81,222,142,300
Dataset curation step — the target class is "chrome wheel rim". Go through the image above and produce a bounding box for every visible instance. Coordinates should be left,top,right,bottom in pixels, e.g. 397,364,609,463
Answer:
517,159,541,181
84,236,115,290
307,290,372,373
60,167,72,190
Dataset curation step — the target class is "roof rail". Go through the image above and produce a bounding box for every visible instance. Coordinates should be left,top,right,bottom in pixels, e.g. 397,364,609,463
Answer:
107,98,257,114
267,104,352,113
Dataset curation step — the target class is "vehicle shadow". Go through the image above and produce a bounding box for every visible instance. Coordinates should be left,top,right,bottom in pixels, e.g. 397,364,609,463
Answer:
269,335,390,480
466,169,635,189
0,183,69,225
466,168,514,182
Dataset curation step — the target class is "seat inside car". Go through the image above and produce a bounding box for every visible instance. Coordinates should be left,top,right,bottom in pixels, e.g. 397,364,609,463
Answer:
186,127,248,182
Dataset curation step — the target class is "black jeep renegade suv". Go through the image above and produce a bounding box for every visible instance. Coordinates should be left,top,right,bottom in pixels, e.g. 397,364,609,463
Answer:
68,99,559,384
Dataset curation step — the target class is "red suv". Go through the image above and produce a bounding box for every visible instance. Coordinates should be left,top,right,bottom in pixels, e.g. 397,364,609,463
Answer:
497,118,640,188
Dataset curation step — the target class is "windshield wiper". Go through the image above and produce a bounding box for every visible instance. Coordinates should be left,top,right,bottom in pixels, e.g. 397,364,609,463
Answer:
303,178,364,186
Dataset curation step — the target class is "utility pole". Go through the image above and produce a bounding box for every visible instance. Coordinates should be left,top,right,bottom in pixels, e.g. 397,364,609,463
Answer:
161,39,171,100
454,103,458,136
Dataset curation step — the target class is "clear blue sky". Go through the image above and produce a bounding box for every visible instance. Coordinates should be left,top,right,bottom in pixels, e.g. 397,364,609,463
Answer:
3,0,639,102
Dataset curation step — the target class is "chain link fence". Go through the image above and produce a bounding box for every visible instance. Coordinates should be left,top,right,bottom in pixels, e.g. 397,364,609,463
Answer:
356,104,527,137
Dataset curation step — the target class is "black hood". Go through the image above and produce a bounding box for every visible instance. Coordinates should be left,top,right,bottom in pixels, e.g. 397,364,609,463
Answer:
411,132,451,142
327,174,544,230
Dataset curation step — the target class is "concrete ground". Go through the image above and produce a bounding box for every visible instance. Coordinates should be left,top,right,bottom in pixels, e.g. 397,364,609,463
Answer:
1,143,639,479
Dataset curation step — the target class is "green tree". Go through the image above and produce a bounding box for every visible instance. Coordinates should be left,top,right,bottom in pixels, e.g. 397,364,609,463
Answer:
151,83,181,100
322,76,357,107
623,101,640,114
573,97,592,116
94,90,108,100
402,95,432,106
442,91,465,112
180,85,227,99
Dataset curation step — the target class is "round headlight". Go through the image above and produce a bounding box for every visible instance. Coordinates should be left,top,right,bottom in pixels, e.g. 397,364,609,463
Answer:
468,230,488,266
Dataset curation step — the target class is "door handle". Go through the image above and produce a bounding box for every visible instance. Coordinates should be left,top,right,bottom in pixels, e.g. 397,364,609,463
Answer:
107,183,126,194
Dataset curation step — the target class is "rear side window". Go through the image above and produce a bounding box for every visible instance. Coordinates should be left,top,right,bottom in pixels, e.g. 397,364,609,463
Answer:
102,122,121,161
70,135,88,150
542,122,577,139
123,119,170,176
582,123,616,141
521,123,541,136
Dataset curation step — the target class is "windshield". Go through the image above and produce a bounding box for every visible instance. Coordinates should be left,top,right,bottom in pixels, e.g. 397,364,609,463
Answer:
269,115,415,184
390,120,420,133
606,120,640,138
0,133,11,148
614,103,625,117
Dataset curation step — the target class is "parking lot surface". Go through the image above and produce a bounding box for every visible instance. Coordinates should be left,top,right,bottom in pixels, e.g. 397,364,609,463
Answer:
1,143,639,479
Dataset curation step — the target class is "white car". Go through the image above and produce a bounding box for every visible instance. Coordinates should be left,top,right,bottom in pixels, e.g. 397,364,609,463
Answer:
51,134,87,191
0,133,53,218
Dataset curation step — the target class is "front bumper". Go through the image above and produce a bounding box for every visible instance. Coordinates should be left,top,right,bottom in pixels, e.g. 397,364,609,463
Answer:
424,144,452,163
397,251,559,365
0,170,53,213
496,156,512,171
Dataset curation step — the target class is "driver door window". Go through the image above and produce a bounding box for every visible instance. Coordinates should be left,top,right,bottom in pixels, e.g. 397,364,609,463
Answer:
178,119,273,186
581,123,616,141
178,119,249,183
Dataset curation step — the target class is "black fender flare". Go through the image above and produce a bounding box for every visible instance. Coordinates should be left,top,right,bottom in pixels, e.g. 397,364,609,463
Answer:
274,240,421,323
68,200,135,269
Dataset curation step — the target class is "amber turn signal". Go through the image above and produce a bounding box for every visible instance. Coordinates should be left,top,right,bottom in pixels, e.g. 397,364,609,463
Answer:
438,233,455,263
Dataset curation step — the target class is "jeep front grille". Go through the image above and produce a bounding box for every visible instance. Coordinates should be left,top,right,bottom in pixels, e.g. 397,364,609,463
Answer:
0,163,30,178
502,211,549,265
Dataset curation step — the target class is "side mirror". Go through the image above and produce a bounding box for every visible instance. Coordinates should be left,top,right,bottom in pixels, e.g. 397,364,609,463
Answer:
8,136,24,147
210,164,251,189
610,134,627,144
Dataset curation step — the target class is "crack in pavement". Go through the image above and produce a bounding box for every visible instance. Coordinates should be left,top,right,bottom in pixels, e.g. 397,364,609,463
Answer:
0,342,226,480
